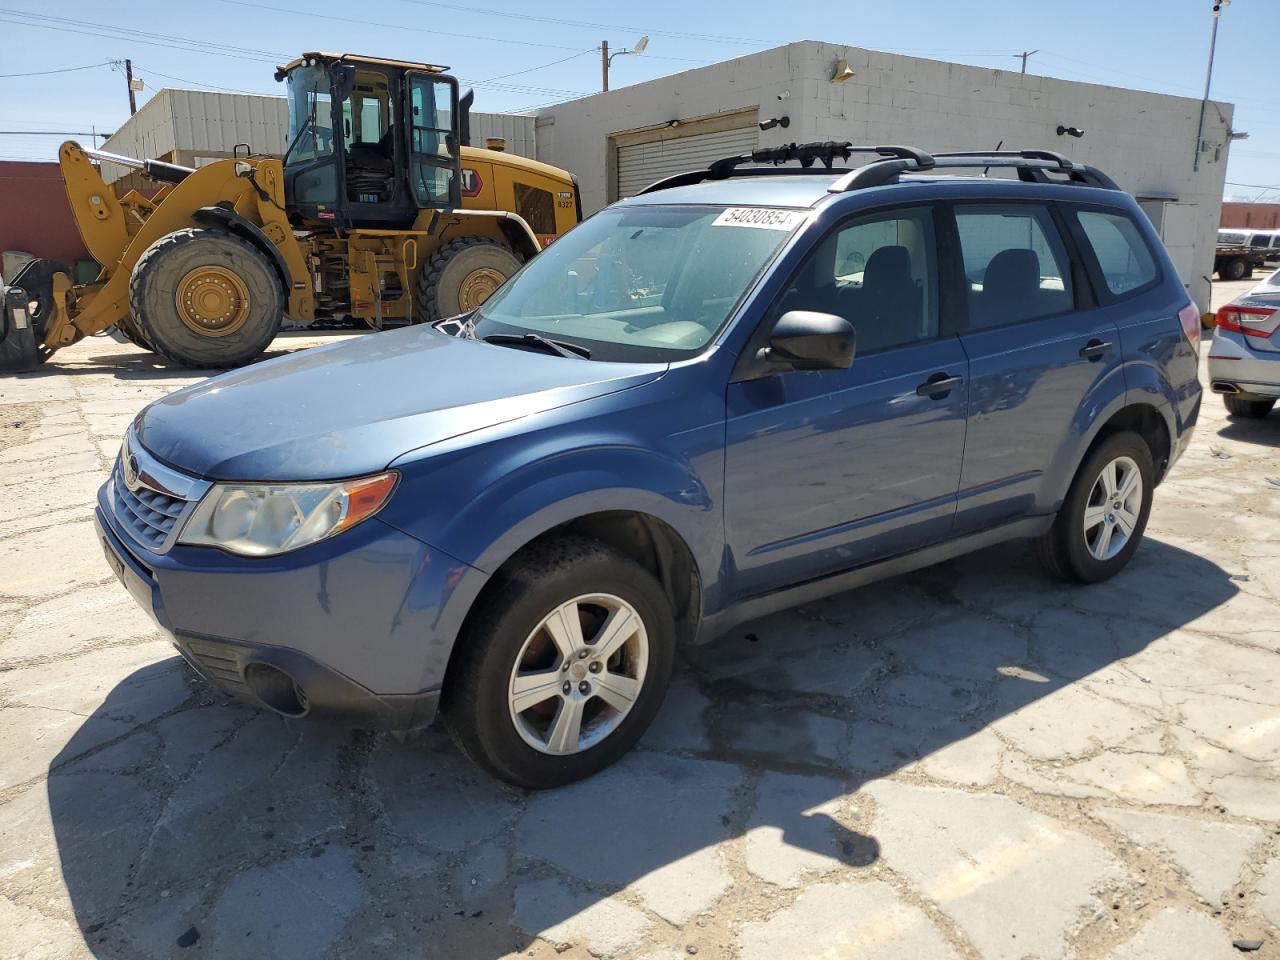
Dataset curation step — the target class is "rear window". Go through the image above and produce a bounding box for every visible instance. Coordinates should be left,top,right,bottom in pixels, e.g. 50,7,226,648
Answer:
1219,231,1248,245
1077,210,1159,296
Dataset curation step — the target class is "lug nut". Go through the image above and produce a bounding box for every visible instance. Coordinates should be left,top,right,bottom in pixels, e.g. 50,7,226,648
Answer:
578,681,590,694
578,649,590,659
588,661,602,674
562,681,572,695
562,662,570,672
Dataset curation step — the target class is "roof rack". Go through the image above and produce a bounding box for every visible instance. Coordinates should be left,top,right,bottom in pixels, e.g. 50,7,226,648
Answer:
637,141,1119,196
638,142,930,195
829,149,1120,192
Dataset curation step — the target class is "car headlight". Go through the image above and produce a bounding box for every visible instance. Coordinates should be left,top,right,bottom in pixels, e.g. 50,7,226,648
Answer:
178,472,398,556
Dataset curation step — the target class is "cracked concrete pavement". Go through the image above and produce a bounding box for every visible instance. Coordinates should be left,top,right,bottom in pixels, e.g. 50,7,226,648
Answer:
2,290,1279,960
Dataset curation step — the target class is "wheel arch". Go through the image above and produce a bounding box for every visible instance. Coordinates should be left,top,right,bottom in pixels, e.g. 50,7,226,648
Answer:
190,206,291,295
436,508,703,696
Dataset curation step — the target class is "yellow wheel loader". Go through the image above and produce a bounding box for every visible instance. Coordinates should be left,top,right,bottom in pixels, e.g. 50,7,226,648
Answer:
2,52,581,370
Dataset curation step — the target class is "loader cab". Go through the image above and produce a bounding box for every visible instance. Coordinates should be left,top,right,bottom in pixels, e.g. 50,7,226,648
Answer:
278,53,462,229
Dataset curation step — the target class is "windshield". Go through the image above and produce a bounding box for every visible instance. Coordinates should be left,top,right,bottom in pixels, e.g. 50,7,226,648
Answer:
471,204,803,361
285,65,334,165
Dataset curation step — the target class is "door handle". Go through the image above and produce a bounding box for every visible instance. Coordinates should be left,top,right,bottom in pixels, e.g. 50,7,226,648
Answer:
1079,339,1113,361
916,373,964,398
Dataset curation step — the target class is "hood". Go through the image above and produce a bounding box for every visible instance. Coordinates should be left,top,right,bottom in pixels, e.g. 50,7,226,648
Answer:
136,326,665,481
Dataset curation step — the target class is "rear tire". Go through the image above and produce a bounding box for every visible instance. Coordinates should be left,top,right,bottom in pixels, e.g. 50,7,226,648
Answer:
1035,431,1154,584
443,537,674,789
1222,258,1248,281
415,237,522,324
1224,395,1276,419
129,228,284,368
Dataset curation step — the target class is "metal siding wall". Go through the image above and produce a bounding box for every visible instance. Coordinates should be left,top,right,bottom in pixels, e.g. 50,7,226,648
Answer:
103,93,526,179
616,126,759,199
470,113,536,158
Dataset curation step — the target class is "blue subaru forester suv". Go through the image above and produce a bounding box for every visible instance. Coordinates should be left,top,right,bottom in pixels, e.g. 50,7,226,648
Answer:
96,143,1202,787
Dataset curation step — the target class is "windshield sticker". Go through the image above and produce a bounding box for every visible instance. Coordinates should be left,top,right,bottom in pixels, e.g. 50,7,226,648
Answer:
712,208,806,231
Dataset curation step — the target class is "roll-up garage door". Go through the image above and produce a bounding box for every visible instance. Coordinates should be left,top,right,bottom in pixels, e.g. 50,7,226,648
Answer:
615,125,760,200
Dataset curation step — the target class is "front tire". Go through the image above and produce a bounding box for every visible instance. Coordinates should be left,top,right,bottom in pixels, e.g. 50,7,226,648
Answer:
129,228,284,368
1035,431,1154,583
1224,395,1276,419
1221,258,1248,281
443,537,675,789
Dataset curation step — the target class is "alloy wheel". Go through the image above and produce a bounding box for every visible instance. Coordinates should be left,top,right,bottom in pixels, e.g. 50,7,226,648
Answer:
1083,455,1143,561
507,593,649,756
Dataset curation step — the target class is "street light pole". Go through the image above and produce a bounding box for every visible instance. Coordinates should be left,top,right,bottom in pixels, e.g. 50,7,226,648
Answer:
601,36,649,93
1193,1,1228,173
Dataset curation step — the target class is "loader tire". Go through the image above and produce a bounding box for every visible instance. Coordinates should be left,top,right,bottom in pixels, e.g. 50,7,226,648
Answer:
129,228,284,368
415,237,522,324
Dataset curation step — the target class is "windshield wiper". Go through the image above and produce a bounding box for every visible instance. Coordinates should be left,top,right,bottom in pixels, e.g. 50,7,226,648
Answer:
483,333,591,360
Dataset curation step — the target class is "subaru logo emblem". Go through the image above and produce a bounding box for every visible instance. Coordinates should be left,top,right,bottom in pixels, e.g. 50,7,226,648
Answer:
124,453,141,490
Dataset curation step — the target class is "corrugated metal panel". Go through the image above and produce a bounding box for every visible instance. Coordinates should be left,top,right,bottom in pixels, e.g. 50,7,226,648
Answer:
101,92,529,180
470,112,535,158
616,126,759,199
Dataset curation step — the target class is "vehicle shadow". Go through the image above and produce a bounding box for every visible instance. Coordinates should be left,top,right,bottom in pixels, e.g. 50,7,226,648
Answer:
1216,412,1280,447
13,330,365,381
42,536,1237,959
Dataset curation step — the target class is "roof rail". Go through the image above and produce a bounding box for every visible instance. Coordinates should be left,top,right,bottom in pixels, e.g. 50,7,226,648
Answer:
638,141,937,195
828,150,1119,192
637,140,1120,197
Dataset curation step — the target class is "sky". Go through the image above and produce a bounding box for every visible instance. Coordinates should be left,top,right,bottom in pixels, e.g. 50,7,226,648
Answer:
0,0,1276,200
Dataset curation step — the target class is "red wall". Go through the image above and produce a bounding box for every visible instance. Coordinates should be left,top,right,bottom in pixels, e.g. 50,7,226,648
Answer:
1221,202,1280,230
0,161,89,266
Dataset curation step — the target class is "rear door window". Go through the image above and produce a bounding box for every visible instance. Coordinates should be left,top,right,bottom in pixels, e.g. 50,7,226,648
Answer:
953,204,1074,330
1075,210,1160,297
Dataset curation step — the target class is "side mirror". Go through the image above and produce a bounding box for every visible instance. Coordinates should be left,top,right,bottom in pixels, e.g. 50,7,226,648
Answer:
234,161,253,179
760,311,856,371
329,64,356,103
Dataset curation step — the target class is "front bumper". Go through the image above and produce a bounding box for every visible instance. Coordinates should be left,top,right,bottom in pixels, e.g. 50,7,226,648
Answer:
95,482,483,730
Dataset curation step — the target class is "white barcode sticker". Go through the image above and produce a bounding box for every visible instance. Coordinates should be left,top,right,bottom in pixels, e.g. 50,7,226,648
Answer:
712,207,806,231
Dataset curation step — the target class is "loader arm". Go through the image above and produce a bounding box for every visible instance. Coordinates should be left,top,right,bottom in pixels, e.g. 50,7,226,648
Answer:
43,142,312,352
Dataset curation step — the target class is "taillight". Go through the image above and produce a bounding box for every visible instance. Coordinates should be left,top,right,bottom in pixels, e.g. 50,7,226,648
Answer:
1216,304,1276,338
1178,302,1202,349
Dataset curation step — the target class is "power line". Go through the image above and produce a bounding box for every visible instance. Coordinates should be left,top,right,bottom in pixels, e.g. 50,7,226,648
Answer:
213,0,584,53
392,0,775,46
0,60,111,78
130,64,271,95
0,9,287,62
475,49,597,85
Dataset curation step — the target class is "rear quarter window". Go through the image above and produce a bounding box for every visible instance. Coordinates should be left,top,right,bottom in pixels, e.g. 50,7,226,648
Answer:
1076,210,1159,297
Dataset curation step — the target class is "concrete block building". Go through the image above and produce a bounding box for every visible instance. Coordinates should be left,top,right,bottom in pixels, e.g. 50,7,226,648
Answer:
533,41,1235,310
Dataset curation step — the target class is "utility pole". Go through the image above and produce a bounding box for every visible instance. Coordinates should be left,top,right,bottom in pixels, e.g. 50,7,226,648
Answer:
1015,49,1039,74
1194,1,1228,173
601,36,648,93
125,58,137,115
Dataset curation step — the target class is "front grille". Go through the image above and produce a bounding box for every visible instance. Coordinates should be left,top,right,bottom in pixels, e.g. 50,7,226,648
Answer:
112,468,185,550
107,428,210,554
